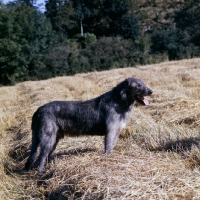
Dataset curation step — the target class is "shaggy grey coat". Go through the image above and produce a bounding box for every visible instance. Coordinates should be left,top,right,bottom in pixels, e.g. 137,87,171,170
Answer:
25,77,153,172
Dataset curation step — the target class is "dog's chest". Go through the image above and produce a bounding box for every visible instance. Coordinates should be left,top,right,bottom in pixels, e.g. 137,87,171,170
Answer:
120,120,127,130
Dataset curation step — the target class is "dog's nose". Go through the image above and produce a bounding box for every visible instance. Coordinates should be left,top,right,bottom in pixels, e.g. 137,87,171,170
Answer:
148,89,153,95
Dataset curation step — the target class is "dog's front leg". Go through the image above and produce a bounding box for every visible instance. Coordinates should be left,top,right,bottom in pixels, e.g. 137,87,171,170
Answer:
104,127,121,154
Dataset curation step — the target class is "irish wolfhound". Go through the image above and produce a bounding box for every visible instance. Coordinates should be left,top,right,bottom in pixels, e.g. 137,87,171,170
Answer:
25,77,153,172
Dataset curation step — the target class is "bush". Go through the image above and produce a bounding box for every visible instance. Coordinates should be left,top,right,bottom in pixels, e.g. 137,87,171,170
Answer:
45,46,71,75
73,33,97,48
84,33,97,45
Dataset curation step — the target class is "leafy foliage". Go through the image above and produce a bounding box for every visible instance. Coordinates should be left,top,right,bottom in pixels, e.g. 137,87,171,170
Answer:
1,0,200,85
0,2,57,84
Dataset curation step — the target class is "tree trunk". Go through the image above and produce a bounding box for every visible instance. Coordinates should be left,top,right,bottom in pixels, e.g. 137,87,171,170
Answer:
80,19,83,36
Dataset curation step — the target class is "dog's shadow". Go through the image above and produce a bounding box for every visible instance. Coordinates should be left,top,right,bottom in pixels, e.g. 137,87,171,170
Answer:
7,142,96,175
49,147,96,161
153,137,200,152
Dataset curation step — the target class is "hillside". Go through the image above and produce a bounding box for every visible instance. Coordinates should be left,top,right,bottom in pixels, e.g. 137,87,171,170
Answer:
135,0,185,28
0,58,200,199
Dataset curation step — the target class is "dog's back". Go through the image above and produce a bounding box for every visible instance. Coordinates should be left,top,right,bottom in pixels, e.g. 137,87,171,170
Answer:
32,97,108,136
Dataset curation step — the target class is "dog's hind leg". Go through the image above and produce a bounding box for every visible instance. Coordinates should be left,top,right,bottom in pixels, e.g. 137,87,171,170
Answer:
25,133,39,170
38,137,57,173
37,125,58,173
48,138,60,161
47,131,64,161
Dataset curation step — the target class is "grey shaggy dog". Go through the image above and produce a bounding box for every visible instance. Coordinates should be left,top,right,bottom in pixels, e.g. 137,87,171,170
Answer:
25,77,153,172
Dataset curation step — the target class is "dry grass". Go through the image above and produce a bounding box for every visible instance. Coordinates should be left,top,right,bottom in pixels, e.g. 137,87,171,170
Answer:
1,58,200,199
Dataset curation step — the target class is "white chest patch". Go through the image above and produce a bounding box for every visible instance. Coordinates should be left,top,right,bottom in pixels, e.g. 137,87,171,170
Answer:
121,121,126,130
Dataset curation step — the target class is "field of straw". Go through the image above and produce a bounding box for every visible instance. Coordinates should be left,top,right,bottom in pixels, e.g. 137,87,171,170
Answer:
0,58,200,199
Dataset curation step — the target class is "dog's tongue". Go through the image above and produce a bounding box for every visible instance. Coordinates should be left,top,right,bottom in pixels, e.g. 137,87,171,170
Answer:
138,96,149,105
143,99,149,105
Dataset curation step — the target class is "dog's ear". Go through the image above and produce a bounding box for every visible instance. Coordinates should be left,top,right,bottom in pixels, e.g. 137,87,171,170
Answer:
113,78,132,100
120,89,127,100
125,78,132,86
119,79,131,100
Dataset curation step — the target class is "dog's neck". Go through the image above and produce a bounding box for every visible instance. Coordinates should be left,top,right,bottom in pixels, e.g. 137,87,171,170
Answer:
113,92,135,113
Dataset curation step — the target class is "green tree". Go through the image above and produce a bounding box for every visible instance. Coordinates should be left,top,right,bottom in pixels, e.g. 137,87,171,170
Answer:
45,0,76,38
120,13,139,40
45,0,139,39
0,4,28,84
73,0,91,36
174,0,200,48
0,2,57,85
99,0,129,36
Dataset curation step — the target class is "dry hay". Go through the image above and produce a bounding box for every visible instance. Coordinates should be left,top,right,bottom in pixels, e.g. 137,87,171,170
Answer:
1,58,200,199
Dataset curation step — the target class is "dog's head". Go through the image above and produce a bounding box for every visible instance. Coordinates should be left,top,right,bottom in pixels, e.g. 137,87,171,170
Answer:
114,77,153,105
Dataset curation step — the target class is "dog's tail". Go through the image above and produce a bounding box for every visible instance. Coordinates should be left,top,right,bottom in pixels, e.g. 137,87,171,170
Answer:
25,132,39,170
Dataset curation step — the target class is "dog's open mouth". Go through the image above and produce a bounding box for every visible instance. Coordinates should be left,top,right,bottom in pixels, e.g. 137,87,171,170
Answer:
135,95,149,105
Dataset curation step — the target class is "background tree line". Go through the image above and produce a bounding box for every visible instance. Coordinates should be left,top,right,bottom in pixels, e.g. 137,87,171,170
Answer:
0,0,200,85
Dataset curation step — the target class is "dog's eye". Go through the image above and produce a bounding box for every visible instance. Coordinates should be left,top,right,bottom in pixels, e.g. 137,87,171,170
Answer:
136,84,141,88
